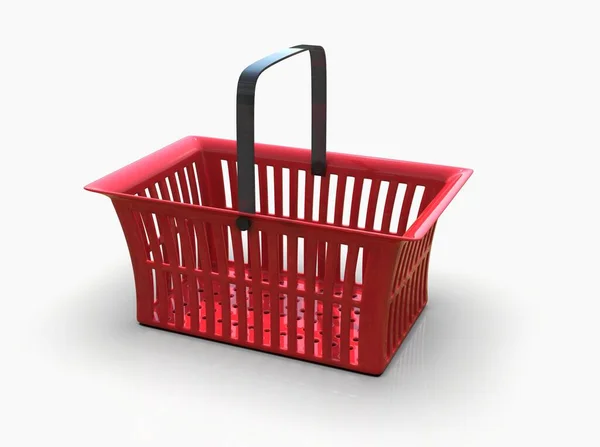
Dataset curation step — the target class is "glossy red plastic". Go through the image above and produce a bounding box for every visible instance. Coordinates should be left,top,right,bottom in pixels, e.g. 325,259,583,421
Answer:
85,136,472,375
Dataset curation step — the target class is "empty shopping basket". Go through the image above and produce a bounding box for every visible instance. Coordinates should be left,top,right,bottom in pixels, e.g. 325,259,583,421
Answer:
85,44,473,375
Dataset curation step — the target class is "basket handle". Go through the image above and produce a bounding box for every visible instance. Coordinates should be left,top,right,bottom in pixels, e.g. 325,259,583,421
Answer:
236,44,327,231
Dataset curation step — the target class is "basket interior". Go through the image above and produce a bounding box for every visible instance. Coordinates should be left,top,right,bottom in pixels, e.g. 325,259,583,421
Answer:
130,140,449,239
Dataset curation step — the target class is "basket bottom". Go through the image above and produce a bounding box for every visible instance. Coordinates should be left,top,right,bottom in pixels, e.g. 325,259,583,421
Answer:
149,278,361,365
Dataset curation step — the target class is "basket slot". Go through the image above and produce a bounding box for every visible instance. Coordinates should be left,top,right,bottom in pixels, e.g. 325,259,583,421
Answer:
349,177,364,228
228,161,239,210
133,208,151,260
257,164,269,216
157,179,172,202
355,247,364,286
176,169,191,204
326,174,338,224
364,179,381,231
288,168,298,220
266,165,276,215
273,166,283,217
397,184,416,235
334,175,347,226
357,178,372,229
282,168,290,217
318,174,329,223
304,169,314,223
389,183,407,234
220,160,233,209
374,180,390,231
190,162,204,206
296,169,306,219
381,181,399,234
406,185,425,232
419,185,438,215
167,174,181,203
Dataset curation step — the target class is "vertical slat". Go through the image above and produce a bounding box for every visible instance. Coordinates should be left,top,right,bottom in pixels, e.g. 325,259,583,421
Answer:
397,285,407,341
186,164,200,205
365,179,381,231
304,171,314,223
415,262,424,318
349,177,364,228
267,233,280,347
381,181,398,234
228,159,239,210
258,164,269,270
397,184,416,235
421,252,431,309
145,187,169,325
157,179,172,202
213,225,231,339
177,169,190,204
168,174,181,202
287,236,298,353
248,230,263,344
195,222,215,335
132,210,150,259
186,163,201,205
317,242,326,280
176,217,199,332
322,242,339,361
340,246,359,365
290,168,298,220
318,174,330,223
387,300,395,357
258,164,269,214
333,175,347,226
141,214,160,266
118,207,153,324
157,214,184,328
303,236,318,356
396,241,411,289
274,166,283,217
230,228,247,341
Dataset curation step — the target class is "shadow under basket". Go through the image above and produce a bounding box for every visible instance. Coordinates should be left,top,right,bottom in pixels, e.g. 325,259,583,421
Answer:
85,135,472,375
85,44,472,375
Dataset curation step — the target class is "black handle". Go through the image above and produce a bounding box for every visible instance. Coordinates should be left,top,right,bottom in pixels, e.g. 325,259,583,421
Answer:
236,44,327,231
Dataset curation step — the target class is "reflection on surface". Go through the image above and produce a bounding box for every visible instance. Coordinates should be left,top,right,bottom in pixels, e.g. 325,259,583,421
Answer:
48,266,508,428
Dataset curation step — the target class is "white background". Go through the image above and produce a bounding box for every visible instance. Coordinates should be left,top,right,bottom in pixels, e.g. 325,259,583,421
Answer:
1,1,599,445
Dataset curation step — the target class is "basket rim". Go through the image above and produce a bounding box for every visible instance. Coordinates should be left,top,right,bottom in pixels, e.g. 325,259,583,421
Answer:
85,135,473,241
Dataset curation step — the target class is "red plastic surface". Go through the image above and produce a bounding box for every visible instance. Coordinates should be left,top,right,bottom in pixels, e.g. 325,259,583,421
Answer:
85,136,472,375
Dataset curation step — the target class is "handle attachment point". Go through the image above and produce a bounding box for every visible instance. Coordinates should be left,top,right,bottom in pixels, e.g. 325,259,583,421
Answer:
236,216,252,231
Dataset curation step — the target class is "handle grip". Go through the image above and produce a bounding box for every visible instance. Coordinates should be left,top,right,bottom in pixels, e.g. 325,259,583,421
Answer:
236,44,327,230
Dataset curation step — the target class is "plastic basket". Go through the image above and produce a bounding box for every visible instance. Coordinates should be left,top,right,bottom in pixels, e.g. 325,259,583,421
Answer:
85,45,473,375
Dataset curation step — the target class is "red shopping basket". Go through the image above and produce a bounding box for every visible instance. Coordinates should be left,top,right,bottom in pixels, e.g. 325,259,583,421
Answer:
85,45,472,375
